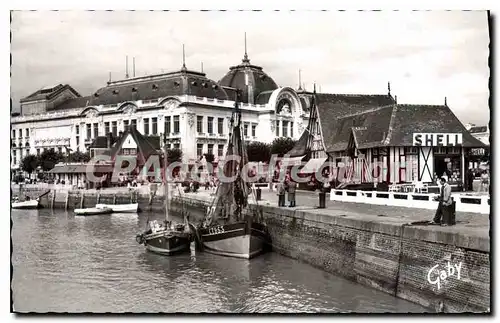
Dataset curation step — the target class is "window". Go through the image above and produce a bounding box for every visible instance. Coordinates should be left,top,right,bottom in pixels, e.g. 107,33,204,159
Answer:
282,121,288,138
207,144,214,155
290,122,294,137
275,120,279,136
218,118,224,135
173,116,179,133
152,117,158,135
13,155,16,165
404,147,418,155
105,122,110,135
197,144,203,157
124,120,129,130
207,117,214,134
18,129,22,138
122,148,137,155
25,129,29,137
26,149,30,156
76,125,80,135
86,124,91,139
165,116,171,134
58,147,62,154
174,143,180,149
251,124,256,137
144,118,150,135
131,119,137,129
36,148,40,156
20,150,23,158
433,147,447,155
76,136,80,147
218,144,224,156
93,123,98,138
244,123,249,137
112,121,117,137
197,116,203,133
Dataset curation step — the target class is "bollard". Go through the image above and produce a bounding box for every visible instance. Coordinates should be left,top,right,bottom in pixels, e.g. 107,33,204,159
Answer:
256,188,262,201
318,191,326,209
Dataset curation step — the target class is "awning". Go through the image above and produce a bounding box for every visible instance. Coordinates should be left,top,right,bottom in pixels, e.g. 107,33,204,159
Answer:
280,155,305,167
299,157,328,174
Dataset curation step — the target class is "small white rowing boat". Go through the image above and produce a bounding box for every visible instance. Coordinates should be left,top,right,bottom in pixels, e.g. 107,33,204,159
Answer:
95,203,139,213
74,207,113,216
12,199,40,210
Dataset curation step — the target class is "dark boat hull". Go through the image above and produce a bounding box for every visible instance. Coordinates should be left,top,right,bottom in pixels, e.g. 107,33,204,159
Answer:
198,222,270,259
143,231,191,256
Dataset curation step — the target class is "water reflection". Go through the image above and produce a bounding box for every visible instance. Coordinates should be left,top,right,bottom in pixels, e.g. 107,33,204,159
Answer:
12,209,428,313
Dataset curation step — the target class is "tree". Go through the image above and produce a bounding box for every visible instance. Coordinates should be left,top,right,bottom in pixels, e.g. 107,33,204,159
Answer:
204,153,215,164
246,141,271,162
270,137,297,157
68,151,91,163
39,149,64,171
166,148,183,165
21,154,39,174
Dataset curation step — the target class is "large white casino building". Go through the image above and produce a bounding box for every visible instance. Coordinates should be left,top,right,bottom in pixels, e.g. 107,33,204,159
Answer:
10,51,316,170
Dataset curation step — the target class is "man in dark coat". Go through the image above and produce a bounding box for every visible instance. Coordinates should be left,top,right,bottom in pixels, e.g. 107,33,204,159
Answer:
433,177,453,225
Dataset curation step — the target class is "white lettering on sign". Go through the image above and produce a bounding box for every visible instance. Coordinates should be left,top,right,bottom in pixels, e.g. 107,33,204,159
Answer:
413,133,463,147
427,262,463,290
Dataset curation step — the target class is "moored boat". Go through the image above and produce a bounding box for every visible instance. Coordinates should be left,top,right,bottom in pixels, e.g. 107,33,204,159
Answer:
74,207,113,216
195,90,271,259
95,203,138,213
135,134,193,256
11,198,40,210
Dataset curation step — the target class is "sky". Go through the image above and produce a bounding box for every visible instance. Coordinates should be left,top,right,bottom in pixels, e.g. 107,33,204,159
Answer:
10,10,490,125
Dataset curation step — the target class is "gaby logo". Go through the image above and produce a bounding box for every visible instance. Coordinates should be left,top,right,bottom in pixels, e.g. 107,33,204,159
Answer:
427,262,463,290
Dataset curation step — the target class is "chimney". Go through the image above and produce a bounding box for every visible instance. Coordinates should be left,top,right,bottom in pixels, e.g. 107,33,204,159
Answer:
106,132,113,148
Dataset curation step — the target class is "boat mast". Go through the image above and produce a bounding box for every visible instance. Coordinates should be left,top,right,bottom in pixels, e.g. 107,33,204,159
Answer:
163,133,169,222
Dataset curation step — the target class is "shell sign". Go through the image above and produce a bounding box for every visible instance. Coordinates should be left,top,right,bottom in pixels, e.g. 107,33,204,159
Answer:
413,133,463,147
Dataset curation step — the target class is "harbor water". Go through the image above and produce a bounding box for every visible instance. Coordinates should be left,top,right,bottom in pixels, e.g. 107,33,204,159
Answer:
11,209,428,313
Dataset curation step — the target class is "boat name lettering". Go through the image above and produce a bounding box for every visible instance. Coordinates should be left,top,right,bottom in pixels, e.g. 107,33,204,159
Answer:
209,226,225,234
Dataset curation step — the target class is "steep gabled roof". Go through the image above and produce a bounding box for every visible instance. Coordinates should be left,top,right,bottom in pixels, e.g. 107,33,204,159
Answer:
315,93,396,153
386,104,486,147
104,127,161,164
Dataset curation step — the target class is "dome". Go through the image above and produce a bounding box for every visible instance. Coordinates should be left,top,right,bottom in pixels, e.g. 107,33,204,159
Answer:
218,53,278,104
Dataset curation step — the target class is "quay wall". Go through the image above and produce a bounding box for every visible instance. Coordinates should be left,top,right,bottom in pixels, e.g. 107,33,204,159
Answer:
13,186,490,313
169,196,490,313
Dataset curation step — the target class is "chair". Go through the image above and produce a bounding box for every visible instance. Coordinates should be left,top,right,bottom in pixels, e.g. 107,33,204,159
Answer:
413,181,423,193
389,184,401,192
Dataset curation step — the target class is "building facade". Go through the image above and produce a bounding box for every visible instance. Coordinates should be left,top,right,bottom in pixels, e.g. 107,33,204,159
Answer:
287,93,487,189
11,53,311,171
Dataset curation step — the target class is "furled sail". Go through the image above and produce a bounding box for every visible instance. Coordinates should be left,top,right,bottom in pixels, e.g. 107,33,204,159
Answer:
203,96,250,227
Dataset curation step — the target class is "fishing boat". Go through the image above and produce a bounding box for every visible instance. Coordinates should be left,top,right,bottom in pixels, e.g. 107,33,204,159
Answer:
135,137,193,256
74,207,113,216
95,203,139,213
11,197,40,210
194,90,271,259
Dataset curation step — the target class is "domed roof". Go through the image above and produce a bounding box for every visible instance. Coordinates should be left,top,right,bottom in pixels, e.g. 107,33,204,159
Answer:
218,52,278,104
90,67,228,106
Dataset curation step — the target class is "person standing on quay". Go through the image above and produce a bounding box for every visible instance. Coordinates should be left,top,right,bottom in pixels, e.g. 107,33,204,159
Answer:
287,179,297,207
433,177,453,225
277,180,286,207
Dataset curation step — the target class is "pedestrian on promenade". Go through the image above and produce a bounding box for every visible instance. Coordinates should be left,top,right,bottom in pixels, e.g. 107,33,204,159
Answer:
277,180,286,207
466,167,474,191
433,176,453,225
479,170,489,193
287,179,297,207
